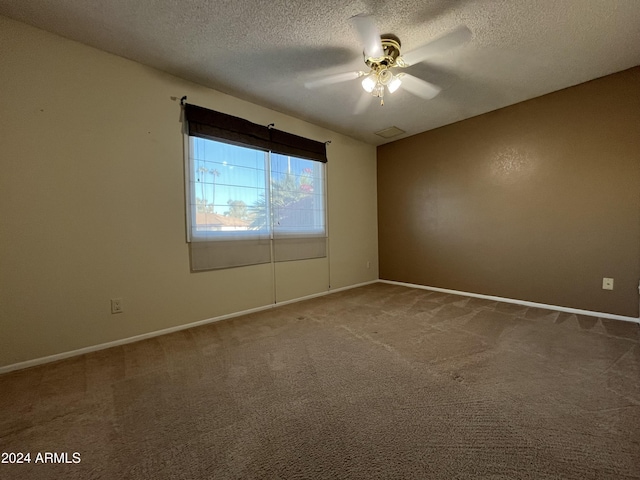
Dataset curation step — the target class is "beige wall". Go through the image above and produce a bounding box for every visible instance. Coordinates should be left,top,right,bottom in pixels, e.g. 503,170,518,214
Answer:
378,67,640,318
0,16,378,368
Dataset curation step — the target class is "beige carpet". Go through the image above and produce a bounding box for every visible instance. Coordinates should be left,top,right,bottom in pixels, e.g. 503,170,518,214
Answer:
1,283,639,479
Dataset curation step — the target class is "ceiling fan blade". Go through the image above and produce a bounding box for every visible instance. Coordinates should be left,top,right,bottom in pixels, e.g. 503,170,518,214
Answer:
350,14,383,58
304,71,361,89
399,74,441,100
353,91,371,115
401,25,472,66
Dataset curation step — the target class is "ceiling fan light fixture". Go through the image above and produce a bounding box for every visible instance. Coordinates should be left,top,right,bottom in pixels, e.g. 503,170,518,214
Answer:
361,73,377,93
388,74,402,93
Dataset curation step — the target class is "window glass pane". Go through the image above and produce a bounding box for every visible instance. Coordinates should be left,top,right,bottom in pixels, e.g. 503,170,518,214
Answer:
270,153,325,236
190,137,268,239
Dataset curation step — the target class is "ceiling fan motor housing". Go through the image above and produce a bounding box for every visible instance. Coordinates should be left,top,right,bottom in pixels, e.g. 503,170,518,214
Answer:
364,35,402,70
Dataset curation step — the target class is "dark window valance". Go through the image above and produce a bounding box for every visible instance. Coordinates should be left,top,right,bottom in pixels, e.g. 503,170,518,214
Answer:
184,103,327,163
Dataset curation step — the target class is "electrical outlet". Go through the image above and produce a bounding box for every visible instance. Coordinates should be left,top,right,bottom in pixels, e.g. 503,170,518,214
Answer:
602,278,614,291
111,298,123,314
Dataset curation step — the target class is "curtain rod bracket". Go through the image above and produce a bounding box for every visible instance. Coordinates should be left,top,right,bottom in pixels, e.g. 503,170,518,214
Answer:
267,123,275,129
180,96,187,106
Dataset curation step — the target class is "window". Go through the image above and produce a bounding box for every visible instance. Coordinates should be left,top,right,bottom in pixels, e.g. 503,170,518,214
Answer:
183,103,327,271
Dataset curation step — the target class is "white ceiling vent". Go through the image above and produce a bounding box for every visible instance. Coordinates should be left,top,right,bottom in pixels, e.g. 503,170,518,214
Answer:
375,126,406,138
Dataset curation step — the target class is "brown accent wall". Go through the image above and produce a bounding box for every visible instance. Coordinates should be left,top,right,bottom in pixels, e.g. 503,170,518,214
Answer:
377,67,640,317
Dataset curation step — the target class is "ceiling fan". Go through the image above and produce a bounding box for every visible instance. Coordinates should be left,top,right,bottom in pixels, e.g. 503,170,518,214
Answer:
305,14,472,110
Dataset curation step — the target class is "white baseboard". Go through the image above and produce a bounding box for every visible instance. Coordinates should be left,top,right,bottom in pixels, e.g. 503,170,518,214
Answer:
0,280,378,375
379,279,640,324
276,280,378,306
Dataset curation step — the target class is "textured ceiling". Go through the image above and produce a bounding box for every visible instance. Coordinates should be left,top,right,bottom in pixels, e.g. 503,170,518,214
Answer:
1,0,639,145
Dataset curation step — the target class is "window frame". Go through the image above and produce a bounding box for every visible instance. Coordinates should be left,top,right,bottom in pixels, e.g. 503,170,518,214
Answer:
186,136,326,243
